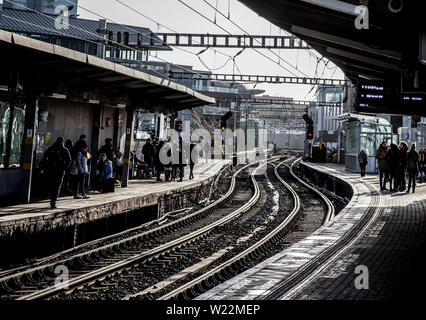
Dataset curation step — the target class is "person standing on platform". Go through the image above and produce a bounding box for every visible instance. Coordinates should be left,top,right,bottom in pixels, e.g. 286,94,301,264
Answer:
407,143,419,193
99,138,114,161
375,142,389,191
43,136,72,209
154,140,165,182
387,143,401,192
72,135,88,159
63,139,74,194
419,149,425,182
189,142,198,180
164,140,173,182
75,145,90,199
358,149,368,177
178,137,188,182
142,138,155,175
398,141,408,191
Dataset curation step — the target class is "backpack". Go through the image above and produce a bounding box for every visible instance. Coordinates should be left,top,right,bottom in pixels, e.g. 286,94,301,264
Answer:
46,147,63,173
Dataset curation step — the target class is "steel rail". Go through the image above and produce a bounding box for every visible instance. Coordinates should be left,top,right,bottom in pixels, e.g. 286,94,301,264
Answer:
15,158,277,300
157,158,305,300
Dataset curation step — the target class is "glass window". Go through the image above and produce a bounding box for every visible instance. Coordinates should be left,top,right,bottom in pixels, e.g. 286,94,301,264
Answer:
10,104,25,166
0,100,25,168
346,124,358,155
0,101,9,167
360,133,376,156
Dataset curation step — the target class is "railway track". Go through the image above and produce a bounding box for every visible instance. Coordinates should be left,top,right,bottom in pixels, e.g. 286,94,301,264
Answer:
154,158,335,300
0,156,343,301
263,178,381,300
0,158,277,300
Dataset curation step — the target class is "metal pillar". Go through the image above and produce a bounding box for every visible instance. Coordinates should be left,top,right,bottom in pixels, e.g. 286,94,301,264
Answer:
121,105,135,187
20,90,39,204
90,104,101,176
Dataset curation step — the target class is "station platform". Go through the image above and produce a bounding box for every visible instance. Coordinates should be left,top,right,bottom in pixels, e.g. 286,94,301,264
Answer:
0,160,231,264
197,162,426,300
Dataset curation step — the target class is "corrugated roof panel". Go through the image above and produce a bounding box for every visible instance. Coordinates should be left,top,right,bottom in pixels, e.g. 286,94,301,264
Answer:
0,8,169,49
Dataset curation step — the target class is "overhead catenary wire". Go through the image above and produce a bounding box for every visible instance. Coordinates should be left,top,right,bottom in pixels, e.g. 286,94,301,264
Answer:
4,0,247,94
177,0,304,78
108,0,246,75
200,0,310,78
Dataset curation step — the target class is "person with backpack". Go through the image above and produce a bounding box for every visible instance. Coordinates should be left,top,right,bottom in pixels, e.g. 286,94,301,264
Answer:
42,136,72,209
407,143,419,193
75,144,90,199
358,149,368,178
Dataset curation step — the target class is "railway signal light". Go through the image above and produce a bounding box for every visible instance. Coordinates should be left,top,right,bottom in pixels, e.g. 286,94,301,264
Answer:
306,124,314,140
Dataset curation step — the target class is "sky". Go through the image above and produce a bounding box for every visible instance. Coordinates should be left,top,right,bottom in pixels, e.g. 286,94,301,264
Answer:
77,0,345,101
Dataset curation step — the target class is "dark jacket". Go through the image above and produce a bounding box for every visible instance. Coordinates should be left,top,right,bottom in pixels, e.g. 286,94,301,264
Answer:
43,142,72,175
375,146,389,170
399,148,408,169
386,144,400,171
358,150,368,165
72,139,88,160
99,144,114,161
142,143,155,164
190,143,198,166
407,149,419,173
154,143,165,171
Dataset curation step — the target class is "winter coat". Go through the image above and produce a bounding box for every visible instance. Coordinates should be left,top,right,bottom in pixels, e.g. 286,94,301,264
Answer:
386,144,400,171
407,150,419,173
375,146,389,170
76,151,89,174
399,148,408,169
43,142,72,175
142,143,156,166
154,144,165,171
101,162,113,179
99,144,114,161
190,143,198,166
358,150,368,165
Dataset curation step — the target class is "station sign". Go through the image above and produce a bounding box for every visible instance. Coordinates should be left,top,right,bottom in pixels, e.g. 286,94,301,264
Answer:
356,80,426,116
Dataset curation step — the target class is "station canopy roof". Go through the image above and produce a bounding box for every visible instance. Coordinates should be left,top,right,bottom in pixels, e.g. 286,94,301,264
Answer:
238,0,426,85
0,30,215,112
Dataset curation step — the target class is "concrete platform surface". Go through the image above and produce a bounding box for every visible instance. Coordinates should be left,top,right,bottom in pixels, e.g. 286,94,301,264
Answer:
197,162,426,300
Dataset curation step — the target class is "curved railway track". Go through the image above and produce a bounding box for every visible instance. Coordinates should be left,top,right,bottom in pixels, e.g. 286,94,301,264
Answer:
0,158,276,300
155,158,335,300
0,156,344,301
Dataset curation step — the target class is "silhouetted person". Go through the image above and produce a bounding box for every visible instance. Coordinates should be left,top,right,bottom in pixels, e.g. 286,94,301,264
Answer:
376,142,389,191
358,149,368,177
399,141,408,191
42,136,71,209
99,138,114,161
63,139,74,194
189,142,198,180
387,143,401,192
407,143,419,193
154,140,165,181
142,138,155,173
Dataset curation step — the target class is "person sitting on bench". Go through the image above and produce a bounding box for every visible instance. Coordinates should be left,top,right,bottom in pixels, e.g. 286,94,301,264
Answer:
101,158,115,193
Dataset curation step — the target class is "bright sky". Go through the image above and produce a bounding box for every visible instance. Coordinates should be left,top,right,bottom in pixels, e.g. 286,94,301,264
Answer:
78,0,345,100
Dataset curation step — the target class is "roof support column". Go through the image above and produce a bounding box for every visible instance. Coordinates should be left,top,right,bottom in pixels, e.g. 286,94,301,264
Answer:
90,103,101,177
121,104,135,187
20,89,39,204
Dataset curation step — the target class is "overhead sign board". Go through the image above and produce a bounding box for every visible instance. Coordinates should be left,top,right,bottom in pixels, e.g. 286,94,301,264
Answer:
355,80,425,116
